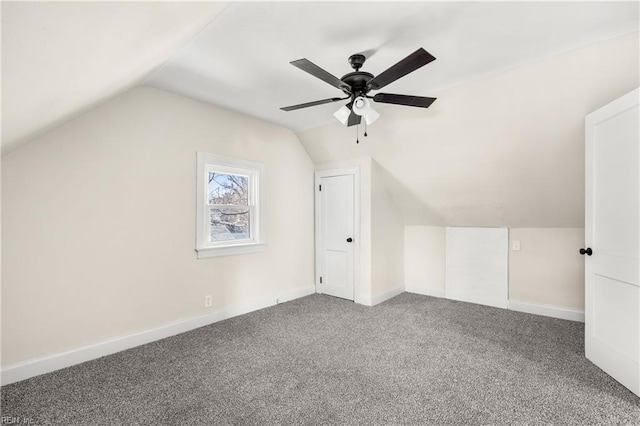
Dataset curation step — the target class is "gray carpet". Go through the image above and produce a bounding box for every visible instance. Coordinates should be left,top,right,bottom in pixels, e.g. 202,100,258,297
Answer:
2,293,639,425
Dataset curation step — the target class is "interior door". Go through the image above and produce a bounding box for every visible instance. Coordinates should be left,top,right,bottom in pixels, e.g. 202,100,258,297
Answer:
585,88,639,397
316,171,356,301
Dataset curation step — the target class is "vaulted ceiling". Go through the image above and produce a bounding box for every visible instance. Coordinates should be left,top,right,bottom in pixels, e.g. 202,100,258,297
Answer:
1,1,229,154
297,31,639,227
3,1,637,155
2,2,639,228
144,2,638,133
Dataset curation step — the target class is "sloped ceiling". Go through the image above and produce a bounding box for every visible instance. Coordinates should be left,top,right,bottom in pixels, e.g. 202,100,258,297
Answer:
299,32,639,228
145,2,639,133
3,2,638,228
4,1,637,157
1,1,229,154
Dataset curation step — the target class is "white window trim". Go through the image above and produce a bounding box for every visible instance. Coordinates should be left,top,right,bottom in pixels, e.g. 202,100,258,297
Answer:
196,152,265,258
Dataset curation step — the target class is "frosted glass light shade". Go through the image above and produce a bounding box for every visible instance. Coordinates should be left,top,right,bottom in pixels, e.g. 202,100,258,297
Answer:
352,96,380,125
364,108,380,125
352,97,369,116
333,105,350,125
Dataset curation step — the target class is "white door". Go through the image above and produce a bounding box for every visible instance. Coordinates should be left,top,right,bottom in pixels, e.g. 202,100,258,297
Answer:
445,227,509,309
585,88,639,397
315,170,357,301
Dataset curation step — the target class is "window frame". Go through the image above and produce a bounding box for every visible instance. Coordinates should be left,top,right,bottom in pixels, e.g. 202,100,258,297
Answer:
196,152,265,258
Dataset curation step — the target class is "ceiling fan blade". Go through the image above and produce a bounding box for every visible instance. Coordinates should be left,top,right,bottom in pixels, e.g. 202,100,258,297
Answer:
290,58,349,92
347,109,361,127
280,97,347,111
366,48,436,91
372,93,437,108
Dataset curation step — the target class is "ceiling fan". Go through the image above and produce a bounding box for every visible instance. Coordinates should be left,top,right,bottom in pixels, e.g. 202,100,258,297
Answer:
280,48,437,127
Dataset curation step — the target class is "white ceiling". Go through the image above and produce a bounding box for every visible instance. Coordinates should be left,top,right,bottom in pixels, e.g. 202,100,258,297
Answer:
145,1,639,133
1,1,229,154
3,1,637,156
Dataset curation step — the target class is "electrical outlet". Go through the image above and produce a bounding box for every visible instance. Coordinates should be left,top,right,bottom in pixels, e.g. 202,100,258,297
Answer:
204,295,212,308
511,241,521,251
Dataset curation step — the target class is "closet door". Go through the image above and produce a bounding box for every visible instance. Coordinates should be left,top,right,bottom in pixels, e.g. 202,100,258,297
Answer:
315,169,358,301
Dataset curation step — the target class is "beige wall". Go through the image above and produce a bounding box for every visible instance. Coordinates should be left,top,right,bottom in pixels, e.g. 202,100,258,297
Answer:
404,226,446,294
370,160,404,295
404,226,585,311
509,228,585,310
1,86,315,366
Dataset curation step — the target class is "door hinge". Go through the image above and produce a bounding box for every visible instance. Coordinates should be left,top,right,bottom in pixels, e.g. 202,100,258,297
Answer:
319,276,323,284
319,184,322,191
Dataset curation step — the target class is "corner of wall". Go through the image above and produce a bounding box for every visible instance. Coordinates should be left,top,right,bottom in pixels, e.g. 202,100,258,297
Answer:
403,225,446,296
370,159,405,298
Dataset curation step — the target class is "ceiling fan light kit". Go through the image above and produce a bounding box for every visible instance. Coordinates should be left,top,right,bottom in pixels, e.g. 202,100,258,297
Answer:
333,105,351,125
352,97,368,115
351,96,379,125
364,108,380,126
280,47,437,137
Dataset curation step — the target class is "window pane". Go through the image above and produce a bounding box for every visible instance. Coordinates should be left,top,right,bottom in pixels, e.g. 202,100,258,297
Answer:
208,172,248,205
210,207,250,241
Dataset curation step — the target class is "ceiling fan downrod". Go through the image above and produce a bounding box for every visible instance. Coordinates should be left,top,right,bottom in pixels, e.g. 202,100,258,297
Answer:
348,54,366,71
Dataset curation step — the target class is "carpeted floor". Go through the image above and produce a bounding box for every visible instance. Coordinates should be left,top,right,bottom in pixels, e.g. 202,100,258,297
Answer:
2,293,639,425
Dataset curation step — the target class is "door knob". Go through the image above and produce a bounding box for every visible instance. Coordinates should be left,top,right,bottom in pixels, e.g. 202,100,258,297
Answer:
579,247,592,256
346,237,353,243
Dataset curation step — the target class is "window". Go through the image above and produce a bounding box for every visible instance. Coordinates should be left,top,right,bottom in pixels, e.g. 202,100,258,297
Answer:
196,152,264,258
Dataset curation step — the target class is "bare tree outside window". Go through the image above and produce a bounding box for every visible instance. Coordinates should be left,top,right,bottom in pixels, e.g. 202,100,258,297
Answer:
208,172,250,241
196,152,264,258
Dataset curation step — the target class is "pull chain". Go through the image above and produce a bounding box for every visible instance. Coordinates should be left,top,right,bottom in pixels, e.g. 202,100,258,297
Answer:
356,124,359,144
364,120,368,137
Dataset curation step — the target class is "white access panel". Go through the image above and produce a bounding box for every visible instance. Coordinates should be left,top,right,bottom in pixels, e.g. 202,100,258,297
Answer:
445,227,509,309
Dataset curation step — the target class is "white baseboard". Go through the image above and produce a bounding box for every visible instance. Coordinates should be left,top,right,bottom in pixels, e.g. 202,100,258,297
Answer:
371,286,404,306
358,286,404,307
406,288,583,322
277,285,316,304
508,299,585,322
356,294,373,306
405,285,446,298
1,285,316,386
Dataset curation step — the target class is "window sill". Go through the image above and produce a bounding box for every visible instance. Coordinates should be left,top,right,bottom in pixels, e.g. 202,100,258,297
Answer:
196,243,266,259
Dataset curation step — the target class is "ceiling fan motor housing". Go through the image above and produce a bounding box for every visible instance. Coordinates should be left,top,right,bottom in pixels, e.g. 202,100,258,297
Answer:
343,54,373,97
341,71,374,97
